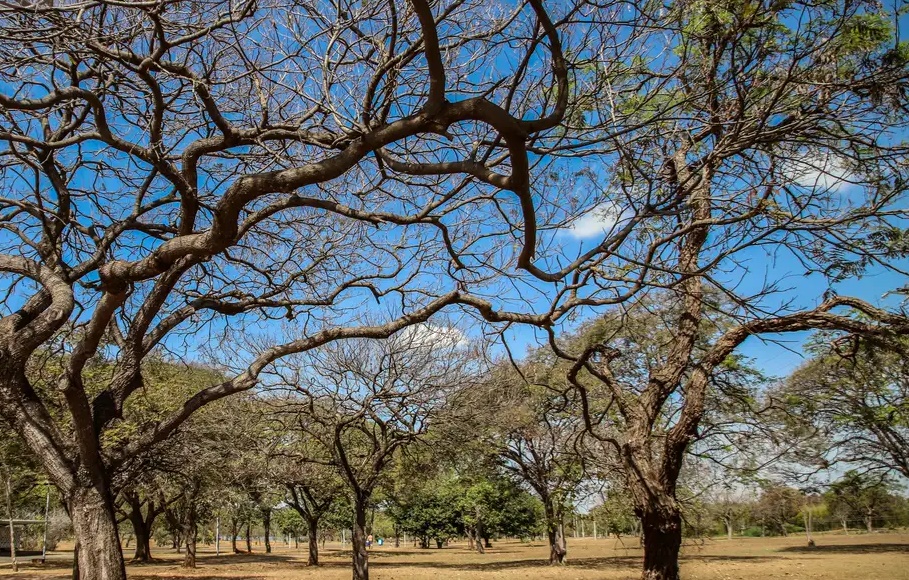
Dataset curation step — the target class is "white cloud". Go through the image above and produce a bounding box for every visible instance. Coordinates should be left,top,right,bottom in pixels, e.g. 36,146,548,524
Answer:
565,203,625,239
395,323,468,350
782,152,854,193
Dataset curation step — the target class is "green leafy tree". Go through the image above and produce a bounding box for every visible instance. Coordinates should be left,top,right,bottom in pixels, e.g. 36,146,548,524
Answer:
775,337,909,478
755,484,803,536
827,471,900,533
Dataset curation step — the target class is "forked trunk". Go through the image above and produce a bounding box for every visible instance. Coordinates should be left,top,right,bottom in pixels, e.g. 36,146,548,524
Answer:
127,506,154,562
352,496,369,580
640,506,682,580
132,522,151,562
307,517,320,566
69,485,127,580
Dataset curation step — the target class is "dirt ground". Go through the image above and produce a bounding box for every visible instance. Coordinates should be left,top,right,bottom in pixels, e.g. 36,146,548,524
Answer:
2,532,908,580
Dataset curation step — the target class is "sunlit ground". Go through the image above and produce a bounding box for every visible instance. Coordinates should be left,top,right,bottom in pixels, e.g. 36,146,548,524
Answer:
2,532,908,580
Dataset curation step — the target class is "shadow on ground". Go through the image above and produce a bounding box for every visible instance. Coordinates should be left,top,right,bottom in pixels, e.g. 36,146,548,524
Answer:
302,551,775,573
188,553,300,566
778,543,909,555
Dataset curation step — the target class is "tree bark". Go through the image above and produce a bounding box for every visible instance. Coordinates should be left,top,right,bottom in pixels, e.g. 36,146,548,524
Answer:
246,522,252,552
352,496,369,580
640,506,682,580
306,517,320,566
231,517,239,553
473,526,485,554
124,497,156,562
865,514,874,533
132,518,151,562
5,473,17,573
262,507,272,553
544,500,566,565
182,504,197,568
69,485,128,580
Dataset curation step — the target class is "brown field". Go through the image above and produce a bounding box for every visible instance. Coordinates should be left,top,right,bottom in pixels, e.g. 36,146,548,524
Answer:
2,532,908,580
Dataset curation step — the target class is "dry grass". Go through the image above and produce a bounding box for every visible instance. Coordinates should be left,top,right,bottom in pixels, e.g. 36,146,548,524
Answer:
2,532,908,580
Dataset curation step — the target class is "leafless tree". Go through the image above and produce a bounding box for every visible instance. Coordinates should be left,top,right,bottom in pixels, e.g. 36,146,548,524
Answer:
3,2,908,580
489,368,585,565
271,327,476,580
0,0,603,577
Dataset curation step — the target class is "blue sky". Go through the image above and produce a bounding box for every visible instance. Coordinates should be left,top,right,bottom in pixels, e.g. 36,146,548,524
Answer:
489,152,909,381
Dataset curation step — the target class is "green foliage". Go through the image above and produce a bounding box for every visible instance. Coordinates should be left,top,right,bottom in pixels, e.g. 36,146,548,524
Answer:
742,526,763,537
388,472,543,545
590,488,637,537
826,471,901,525
272,507,306,538
774,335,909,478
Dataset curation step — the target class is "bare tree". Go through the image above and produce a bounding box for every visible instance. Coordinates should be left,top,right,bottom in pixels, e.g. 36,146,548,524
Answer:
490,370,585,565
2,3,908,580
272,327,475,580
0,1,589,577
283,462,345,566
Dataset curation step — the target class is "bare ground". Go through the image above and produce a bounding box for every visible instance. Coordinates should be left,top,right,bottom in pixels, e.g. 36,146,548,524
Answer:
2,532,908,580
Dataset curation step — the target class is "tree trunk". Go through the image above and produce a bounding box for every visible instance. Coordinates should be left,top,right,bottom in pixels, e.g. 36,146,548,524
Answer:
865,514,873,533
545,501,567,565
725,517,733,540
473,526,485,554
69,485,128,580
841,518,848,534
126,504,154,562
307,517,319,566
435,538,443,549
182,504,197,568
132,519,151,562
803,510,814,547
262,508,272,553
352,496,369,580
72,540,80,580
5,473,17,573
640,507,682,580
231,517,239,553
246,522,252,552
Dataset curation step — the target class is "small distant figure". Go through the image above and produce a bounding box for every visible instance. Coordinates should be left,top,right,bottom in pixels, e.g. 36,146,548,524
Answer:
366,534,374,549
377,538,384,546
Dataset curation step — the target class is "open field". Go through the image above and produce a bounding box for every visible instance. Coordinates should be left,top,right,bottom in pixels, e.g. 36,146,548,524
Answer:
2,533,908,580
